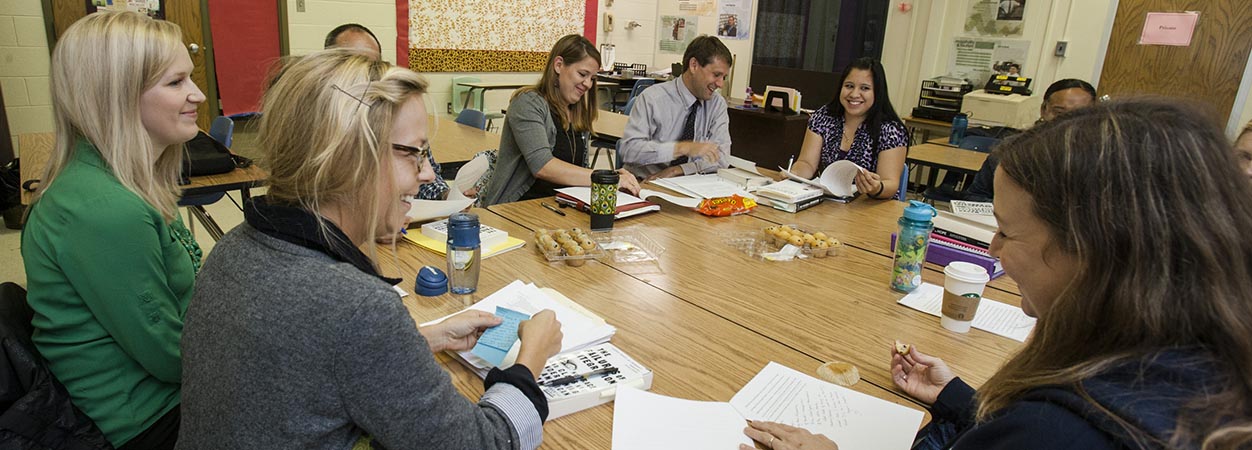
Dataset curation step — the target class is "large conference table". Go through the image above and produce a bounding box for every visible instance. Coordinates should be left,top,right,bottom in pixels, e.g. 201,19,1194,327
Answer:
383,192,1025,448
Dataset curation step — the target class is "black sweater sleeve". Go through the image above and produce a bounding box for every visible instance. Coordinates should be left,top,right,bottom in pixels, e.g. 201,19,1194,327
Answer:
934,379,1120,450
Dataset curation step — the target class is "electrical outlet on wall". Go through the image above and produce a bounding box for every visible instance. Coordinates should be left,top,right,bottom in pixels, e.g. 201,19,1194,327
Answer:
296,0,305,12
1054,41,1068,57
447,102,453,114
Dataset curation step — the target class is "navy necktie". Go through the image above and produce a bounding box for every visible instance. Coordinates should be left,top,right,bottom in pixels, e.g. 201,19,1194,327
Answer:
671,101,700,166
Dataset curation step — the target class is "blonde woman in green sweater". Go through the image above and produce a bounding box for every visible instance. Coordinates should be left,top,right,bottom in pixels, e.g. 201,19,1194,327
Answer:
21,12,204,449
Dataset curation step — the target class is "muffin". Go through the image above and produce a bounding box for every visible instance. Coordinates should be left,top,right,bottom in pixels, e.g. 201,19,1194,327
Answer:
812,240,830,258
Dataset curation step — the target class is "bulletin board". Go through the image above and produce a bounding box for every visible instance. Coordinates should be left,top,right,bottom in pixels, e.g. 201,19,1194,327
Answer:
399,0,594,72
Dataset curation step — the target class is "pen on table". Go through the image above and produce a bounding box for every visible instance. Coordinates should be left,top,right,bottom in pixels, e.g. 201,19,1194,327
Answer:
541,367,619,386
399,227,407,235
787,155,795,172
541,202,566,216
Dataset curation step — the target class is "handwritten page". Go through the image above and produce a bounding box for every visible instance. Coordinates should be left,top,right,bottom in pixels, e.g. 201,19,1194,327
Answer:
897,283,1036,342
612,387,753,450
730,362,924,450
471,306,530,366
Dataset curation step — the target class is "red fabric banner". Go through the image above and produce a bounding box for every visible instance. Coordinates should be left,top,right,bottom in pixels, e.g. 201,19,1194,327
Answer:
207,1,281,116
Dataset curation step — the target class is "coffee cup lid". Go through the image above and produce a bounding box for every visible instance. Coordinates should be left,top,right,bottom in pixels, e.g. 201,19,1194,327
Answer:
944,261,989,283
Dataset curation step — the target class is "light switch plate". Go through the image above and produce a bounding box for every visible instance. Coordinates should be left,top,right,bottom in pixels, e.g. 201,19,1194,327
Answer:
296,0,306,12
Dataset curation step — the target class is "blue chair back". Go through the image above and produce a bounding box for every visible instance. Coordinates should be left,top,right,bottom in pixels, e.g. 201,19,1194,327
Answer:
959,135,999,153
628,79,656,100
455,108,488,130
896,163,909,201
622,96,639,116
209,116,234,148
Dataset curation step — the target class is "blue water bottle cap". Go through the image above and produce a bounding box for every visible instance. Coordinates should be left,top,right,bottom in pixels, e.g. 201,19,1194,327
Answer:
415,266,448,296
448,213,480,247
902,200,938,222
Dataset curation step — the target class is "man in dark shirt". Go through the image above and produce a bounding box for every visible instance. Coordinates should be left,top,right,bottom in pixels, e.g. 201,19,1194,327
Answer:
962,78,1096,202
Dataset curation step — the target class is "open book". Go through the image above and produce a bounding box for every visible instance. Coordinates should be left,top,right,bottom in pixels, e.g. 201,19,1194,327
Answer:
554,187,661,219
778,160,865,201
612,362,924,450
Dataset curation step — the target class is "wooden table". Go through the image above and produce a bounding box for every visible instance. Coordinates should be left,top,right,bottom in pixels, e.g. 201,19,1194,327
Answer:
457,81,529,110
907,143,988,189
17,132,267,239
592,111,629,140
747,197,1019,297
380,210,925,449
901,115,951,144
431,117,501,163
489,199,1024,395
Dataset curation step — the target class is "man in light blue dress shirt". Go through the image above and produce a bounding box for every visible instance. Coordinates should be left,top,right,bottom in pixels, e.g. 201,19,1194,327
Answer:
619,35,734,181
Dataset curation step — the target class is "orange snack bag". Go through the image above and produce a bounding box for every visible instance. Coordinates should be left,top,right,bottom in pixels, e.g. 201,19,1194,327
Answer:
696,195,758,217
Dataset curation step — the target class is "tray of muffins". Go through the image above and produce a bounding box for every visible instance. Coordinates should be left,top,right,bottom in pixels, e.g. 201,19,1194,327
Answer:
532,227,665,267
723,224,843,261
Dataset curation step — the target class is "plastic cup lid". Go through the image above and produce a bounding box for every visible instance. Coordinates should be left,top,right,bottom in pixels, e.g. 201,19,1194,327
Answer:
944,261,990,283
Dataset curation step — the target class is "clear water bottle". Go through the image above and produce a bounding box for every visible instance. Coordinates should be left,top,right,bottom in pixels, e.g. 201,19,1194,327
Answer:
446,213,482,294
891,200,938,293
949,113,968,145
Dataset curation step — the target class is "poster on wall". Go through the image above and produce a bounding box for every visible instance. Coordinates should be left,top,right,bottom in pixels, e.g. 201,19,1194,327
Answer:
717,0,752,40
964,0,1022,37
659,15,698,54
678,0,716,16
87,0,164,19
948,37,1030,87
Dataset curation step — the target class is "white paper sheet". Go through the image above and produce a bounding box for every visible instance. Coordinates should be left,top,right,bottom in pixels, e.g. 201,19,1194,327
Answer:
612,387,753,450
779,160,863,198
727,155,762,175
730,362,924,450
897,283,1035,342
639,189,701,208
407,198,475,222
650,174,754,199
423,281,616,370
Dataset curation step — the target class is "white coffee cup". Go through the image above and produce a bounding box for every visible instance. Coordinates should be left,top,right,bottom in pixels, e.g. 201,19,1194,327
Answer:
940,262,990,333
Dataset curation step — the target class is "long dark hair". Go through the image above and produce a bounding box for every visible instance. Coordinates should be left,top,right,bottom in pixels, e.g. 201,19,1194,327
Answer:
514,34,600,132
983,98,1252,448
824,57,904,151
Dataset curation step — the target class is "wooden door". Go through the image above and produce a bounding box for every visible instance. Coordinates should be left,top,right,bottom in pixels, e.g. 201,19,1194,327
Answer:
47,0,217,130
1097,0,1252,125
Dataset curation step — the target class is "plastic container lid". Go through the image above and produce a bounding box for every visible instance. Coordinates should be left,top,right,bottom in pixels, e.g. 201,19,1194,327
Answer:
448,213,480,247
416,266,448,296
902,200,938,223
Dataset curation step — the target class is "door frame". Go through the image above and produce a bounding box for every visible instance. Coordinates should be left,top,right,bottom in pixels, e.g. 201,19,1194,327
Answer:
39,0,222,126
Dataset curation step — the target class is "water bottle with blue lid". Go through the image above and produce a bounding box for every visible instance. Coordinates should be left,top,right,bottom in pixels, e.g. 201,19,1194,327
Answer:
891,200,938,292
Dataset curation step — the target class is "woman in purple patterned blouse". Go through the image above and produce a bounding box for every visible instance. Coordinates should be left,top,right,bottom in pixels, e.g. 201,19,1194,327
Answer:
790,58,908,199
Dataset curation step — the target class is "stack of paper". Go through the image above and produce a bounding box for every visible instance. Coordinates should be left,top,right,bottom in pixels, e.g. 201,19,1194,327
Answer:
426,280,618,377
650,174,755,199
612,362,924,450
554,187,662,219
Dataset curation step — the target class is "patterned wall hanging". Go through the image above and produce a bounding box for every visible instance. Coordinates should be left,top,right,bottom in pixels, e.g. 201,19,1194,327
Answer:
402,0,589,72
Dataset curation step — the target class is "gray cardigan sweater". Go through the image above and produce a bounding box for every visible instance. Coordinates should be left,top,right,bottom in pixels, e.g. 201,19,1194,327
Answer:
481,90,589,206
178,224,542,449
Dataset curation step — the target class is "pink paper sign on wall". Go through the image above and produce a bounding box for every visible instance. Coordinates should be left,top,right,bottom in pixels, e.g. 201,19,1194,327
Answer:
1139,12,1199,46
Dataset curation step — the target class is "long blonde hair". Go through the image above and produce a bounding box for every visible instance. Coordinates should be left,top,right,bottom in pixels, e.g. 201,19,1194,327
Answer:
259,49,428,258
40,11,187,220
983,98,1252,448
514,34,600,132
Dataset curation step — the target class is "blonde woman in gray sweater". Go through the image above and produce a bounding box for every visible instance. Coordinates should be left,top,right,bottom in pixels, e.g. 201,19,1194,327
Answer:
179,49,563,449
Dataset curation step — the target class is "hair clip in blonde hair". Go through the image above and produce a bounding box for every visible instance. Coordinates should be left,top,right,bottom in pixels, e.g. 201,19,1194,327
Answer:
331,82,374,112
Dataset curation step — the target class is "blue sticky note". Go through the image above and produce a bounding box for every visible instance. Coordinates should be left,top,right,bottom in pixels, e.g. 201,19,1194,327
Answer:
471,307,530,367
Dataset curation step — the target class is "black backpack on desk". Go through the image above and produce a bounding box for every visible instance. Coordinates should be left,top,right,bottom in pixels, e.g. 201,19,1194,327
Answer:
181,131,235,177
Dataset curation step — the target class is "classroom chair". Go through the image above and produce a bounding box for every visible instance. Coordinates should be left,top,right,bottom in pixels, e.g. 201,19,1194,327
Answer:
179,116,234,240
611,79,655,113
455,109,488,131
0,282,112,449
621,96,639,116
922,135,999,204
451,77,505,129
